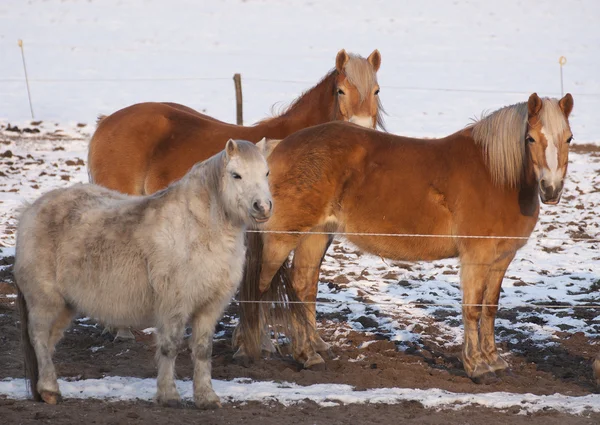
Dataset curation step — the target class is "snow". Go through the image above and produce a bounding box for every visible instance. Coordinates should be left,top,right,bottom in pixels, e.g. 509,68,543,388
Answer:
1,376,600,415
1,0,599,141
1,0,600,414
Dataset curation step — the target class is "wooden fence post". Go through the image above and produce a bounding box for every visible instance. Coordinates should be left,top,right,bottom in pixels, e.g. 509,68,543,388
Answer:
233,73,243,125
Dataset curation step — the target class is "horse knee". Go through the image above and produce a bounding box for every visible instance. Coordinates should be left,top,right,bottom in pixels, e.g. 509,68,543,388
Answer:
462,306,482,324
192,342,212,361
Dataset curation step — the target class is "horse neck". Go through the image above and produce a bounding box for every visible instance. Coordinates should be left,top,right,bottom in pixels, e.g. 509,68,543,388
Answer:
251,71,338,139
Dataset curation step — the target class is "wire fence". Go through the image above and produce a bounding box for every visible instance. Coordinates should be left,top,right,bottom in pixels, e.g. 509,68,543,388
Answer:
1,228,598,310
3,75,600,98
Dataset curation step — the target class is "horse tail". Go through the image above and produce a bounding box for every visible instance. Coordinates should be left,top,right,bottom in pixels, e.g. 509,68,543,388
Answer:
237,231,310,360
17,289,41,401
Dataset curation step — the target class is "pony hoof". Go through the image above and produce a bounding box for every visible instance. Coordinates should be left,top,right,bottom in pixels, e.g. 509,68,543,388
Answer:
164,399,184,409
40,391,61,405
195,399,222,410
471,371,498,385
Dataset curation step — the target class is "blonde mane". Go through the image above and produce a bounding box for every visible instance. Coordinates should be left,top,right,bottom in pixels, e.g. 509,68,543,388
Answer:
471,98,567,188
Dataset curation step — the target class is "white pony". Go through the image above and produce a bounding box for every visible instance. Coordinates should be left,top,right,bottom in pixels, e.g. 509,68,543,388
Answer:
15,139,272,409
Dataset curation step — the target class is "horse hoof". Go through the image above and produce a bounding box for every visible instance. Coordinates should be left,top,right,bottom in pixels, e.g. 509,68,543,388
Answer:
40,391,61,405
471,371,498,385
195,399,222,410
494,367,515,378
304,354,326,370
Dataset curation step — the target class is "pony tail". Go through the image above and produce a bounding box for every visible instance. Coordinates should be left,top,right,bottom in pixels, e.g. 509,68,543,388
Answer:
18,289,41,401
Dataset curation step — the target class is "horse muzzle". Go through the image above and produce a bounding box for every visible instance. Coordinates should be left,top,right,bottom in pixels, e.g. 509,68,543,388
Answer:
539,179,564,205
250,199,273,223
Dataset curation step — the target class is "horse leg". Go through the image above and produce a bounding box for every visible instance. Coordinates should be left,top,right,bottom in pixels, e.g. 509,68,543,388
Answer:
154,318,185,406
48,305,75,356
27,294,68,404
459,256,496,384
189,303,225,409
479,252,515,376
290,233,333,368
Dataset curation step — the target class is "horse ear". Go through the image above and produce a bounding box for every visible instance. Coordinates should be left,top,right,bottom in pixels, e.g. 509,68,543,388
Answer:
527,93,543,118
336,49,349,73
559,93,574,118
225,139,238,159
255,138,267,155
367,49,381,72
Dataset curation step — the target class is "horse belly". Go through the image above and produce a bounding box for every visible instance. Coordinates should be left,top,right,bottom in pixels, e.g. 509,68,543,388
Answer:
58,258,155,328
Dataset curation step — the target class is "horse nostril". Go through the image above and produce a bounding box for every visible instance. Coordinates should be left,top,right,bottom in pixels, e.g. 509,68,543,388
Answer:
253,201,261,212
268,200,273,211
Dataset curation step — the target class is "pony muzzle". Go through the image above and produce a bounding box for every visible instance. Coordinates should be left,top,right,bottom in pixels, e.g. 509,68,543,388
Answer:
250,199,272,223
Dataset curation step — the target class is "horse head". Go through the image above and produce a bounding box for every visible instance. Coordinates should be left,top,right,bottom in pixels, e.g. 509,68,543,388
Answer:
334,49,384,130
222,139,273,225
525,93,574,204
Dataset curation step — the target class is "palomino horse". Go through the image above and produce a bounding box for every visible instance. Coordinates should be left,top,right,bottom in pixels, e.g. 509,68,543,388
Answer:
237,93,574,383
88,49,384,196
15,140,271,408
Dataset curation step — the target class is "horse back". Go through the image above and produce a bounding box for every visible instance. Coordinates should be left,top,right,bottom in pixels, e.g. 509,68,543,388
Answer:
88,102,267,195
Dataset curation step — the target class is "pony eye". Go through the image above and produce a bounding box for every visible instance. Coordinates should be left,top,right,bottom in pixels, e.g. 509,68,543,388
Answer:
337,89,345,95
375,89,380,95
232,173,242,180
525,135,535,144
566,136,573,144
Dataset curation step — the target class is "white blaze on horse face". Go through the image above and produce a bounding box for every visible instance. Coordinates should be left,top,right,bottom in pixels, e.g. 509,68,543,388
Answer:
540,126,563,188
349,115,375,129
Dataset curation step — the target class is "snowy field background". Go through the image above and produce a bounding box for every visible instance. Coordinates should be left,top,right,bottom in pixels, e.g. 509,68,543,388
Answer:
1,0,599,414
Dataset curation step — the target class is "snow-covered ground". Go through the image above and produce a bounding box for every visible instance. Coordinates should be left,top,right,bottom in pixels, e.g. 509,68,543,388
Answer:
1,0,599,414
2,376,600,415
1,0,599,140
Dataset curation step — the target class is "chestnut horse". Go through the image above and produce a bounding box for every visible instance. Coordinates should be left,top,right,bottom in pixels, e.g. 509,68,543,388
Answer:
237,93,574,383
88,49,384,196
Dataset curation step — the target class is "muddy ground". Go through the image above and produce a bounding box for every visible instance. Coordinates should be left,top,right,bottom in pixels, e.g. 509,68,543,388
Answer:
1,129,600,423
1,295,600,424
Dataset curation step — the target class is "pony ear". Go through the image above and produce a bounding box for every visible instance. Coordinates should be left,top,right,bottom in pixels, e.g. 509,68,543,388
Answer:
527,93,543,118
255,137,267,155
367,49,381,72
225,139,238,159
336,49,349,73
559,93,574,118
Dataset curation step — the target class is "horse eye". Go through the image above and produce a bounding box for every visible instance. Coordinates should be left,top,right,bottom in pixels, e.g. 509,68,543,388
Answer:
375,89,380,95
266,171,270,177
337,89,345,95
566,136,573,144
232,173,242,180
525,135,535,144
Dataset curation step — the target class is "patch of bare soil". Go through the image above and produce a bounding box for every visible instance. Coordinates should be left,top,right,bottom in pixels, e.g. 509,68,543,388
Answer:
1,298,599,424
